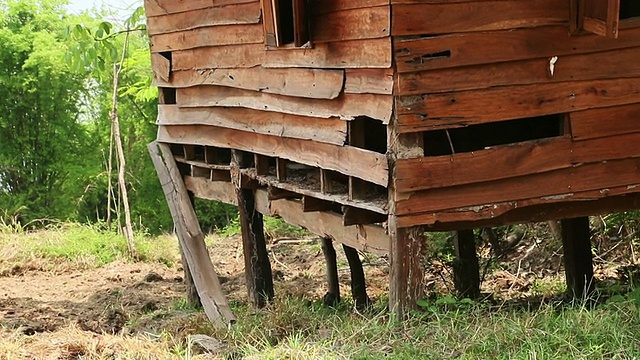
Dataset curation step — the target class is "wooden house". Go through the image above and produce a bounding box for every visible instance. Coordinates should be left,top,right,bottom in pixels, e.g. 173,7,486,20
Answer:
145,0,640,322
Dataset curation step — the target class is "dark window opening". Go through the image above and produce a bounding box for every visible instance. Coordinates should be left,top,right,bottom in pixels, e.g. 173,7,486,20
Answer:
423,114,565,156
159,87,176,105
621,0,640,19
349,117,387,154
276,0,295,45
262,0,309,47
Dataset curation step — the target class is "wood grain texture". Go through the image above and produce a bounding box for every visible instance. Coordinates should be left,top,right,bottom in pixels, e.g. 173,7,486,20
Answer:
157,125,389,186
157,105,348,145
570,102,640,141
392,0,567,36
151,53,170,82
172,37,392,70
150,24,263,52
395,157,640,215
147,2,261,35
184,176,237,205
154,67,345,100
397,76,640,131
396,132,640,192
312,6,390,43
397,46,640,95
395,26,640,73
345,68,394,94
176,86,394,122
313,0,389,14
144,0,255,17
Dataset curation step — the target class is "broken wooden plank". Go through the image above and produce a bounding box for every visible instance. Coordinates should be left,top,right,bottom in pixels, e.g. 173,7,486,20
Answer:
397,76,640,130
157,105,348,146
396,132,640,192
153,67,345,100
176,86,394,122
148,141,236,327
151,53,171,82
393,0,566,36
150,24,263,52
157,125,389,186
172,37,392,70
394,26,640,73
147,2,261,35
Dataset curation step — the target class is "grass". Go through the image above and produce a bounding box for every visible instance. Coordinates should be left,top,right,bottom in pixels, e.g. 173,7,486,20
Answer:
2,222,640,358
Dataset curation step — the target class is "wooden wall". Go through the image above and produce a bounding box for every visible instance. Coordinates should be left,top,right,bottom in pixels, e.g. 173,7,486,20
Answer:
144,0,394,249
390,0,640,229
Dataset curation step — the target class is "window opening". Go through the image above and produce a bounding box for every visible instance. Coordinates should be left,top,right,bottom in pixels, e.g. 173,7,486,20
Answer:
262,0,310,48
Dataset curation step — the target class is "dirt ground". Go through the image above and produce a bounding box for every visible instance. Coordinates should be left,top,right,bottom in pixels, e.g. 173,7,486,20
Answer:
0,222,638,358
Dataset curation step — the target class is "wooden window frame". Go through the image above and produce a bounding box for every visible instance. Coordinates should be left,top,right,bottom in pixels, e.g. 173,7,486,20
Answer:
261,0,311,49
572,0,640,38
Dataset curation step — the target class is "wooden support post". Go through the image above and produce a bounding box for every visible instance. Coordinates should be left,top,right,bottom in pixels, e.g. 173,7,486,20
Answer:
321,236,341,306
452,229,481,299
342,244,371,309
561,217,595,300
182,191,202,308
148,141,235,327
232,150,274,308
276,158,287,181
255,154,270,176
389,223,424,318
320,169,333,194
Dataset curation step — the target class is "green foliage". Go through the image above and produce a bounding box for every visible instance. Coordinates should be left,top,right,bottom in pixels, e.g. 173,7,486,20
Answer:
219,215,308,239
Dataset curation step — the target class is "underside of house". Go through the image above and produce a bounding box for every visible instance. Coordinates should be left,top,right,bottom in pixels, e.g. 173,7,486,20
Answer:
145,0,640,321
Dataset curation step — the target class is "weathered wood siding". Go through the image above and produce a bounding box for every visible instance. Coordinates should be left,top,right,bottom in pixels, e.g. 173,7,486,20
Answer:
391,0,640,229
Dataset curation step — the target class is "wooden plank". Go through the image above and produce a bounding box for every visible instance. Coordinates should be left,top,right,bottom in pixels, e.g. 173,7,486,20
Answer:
172,37,392,70
344,68,394,95
561,217,595,299
570,102,640,141
397,76,640,130
157,105,348,146
395,26,640,73
265,194,389,256
154,67,345,100
176,86,394,122
150,24,263,52
452,229,480,299
157,125,389,186
313,0,389,15
184,176,237,205
396,132,640,192
312,6,390,43
151,53,171,82
147,2,261,35
144,0,255,17
395,157,640,216
398,190,640,229
148,142,236,327
397,46,640,95
342,206,388,226
392,0,567,36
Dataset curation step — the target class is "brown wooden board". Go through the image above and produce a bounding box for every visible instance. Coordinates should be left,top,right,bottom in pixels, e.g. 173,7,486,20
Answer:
344,68,394,94
395,132,640,192
398,191,640,229
151,53,170,82
150,24,263,52
176,86,394,122
147,2,261,35
313,0,389,15
184,176,237,205
570,102,640,141
144,0,255,17
154,67,345,100
396,76,640,131
157,105,348,145
157,125,389,186
392,0,567,36
312,6,390,43
395,26,640,73
395,157,640,216
172,37,392,70
397,46,640,95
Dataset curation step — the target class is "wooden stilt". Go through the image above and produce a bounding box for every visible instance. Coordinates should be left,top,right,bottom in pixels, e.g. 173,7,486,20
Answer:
321,236,340,306
452,229,481,299
148,141,235,328
561,217,595,300
342,244,371,309
182,189,202,307
233,151,274,308
389,222,424,318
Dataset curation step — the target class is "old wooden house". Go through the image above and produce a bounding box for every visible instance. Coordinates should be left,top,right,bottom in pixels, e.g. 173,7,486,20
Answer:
145,0,640,324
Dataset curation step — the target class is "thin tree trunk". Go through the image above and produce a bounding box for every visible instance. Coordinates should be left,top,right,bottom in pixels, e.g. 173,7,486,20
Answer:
106,123,114,228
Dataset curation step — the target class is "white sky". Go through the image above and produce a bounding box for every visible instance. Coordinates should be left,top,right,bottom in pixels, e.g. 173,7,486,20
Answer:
67,0,142,21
